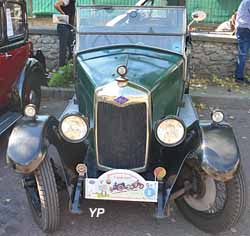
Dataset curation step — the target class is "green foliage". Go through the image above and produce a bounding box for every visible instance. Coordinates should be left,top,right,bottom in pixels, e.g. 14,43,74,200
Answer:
211,75,240,89
48,62,73,88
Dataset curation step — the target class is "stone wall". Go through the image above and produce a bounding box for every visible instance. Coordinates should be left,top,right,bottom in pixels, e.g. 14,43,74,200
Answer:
190,33,250,79
29,27,250,79
29,26,59,71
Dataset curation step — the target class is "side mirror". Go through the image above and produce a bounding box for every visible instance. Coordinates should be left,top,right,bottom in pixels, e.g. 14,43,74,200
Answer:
52,14,69,24
191,11,207,22
188,11,207,32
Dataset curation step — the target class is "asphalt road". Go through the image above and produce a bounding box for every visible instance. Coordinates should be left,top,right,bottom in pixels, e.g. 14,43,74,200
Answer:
0,97,250,236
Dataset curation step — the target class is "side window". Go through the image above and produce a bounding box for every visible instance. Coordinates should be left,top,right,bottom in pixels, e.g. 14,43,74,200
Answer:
6,2,25,39
0,6,3,42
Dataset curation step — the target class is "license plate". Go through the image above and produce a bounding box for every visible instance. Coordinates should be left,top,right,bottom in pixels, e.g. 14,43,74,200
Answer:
85,169,158,202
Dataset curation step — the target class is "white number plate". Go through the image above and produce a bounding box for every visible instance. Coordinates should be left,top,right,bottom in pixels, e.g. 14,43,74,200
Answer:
85,169,158,202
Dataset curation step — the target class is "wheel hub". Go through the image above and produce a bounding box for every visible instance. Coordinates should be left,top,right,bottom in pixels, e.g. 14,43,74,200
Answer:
184,175,216,211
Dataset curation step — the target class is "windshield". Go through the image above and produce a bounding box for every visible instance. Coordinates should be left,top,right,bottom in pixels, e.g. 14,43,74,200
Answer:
76,6,186,54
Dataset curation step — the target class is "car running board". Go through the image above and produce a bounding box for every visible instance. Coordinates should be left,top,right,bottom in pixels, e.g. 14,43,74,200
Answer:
0,112,22,135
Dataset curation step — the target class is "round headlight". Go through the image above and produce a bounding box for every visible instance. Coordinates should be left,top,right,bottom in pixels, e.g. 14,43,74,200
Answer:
156,117,186,147
117,65,128,77
59,115,88,143
24,104,37,118
211,110,224,124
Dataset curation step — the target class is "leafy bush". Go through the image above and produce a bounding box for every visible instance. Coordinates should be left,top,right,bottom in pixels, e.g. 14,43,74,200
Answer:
48,62,73,88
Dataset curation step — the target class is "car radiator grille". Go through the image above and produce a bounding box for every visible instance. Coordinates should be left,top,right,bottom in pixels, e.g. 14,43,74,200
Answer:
96,102,147,170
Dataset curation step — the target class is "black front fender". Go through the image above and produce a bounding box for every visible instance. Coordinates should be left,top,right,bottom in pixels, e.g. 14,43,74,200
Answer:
16,58,45,110
197,121,240,182
7,115,58,174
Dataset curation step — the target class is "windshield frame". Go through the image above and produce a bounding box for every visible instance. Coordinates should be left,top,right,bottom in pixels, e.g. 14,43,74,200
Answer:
75,5,187,54
76,5,187,36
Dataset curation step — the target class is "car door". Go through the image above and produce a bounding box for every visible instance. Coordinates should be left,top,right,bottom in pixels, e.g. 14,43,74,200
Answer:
0,0,29,109
0,1,8,110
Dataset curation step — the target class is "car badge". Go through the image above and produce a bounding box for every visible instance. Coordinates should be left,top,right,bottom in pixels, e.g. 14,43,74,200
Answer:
114,96,128,105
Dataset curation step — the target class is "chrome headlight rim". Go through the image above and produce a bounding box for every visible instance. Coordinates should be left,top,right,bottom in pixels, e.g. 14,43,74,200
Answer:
211,109,225,124
59,113,89,143
24,104,37,119
155,116,186,147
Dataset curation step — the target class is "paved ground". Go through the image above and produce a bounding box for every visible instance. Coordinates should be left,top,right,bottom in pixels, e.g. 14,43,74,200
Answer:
0,97,250,236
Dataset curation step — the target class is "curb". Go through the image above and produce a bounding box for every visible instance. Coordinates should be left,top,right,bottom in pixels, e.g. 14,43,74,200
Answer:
41,86,250,102
192,96,250,110
191,92,250,101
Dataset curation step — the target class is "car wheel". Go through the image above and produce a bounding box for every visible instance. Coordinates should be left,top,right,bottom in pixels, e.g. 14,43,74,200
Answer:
175,166,247,234
24,157,60,233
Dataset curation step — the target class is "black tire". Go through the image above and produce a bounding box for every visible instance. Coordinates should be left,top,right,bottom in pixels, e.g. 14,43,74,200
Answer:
25,158,60,233
176,166,247,234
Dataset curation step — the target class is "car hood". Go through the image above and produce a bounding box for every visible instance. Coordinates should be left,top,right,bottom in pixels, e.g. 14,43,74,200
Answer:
76,45,184,92
76,45,185,123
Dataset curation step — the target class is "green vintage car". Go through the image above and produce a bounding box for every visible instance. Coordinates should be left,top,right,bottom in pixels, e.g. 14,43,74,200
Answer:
6,1,247,234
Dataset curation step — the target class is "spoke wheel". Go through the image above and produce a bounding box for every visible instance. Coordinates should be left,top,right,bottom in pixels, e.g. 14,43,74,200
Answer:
176,166,247,234
24,157,60,233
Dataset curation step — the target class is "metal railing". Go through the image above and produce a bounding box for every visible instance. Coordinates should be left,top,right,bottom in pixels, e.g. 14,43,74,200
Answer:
187,0,241,24
27,0,242,24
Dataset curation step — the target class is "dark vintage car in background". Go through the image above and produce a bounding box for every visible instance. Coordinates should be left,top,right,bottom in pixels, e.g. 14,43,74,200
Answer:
6,0,247,234
0,0,44,136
